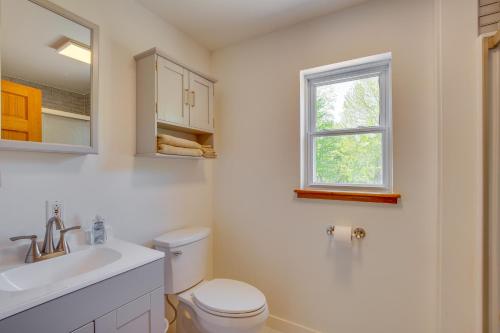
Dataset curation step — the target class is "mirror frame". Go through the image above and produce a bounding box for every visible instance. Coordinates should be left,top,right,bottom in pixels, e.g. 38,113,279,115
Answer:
0,0,99,154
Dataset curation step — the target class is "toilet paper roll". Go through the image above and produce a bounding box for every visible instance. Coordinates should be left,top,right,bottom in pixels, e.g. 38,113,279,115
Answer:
333,226,352,246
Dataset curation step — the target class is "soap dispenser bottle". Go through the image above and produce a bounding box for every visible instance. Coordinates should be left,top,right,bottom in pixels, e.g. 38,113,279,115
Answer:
91,215,107,244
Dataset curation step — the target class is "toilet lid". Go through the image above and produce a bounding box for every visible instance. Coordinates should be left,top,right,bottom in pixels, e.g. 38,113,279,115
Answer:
192,279,266,315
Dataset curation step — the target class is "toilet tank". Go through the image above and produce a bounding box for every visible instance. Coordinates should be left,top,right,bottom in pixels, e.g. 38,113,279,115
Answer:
153,227,210,294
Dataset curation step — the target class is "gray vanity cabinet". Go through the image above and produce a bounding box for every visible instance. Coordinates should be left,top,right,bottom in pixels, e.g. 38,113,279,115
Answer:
0,259,165,333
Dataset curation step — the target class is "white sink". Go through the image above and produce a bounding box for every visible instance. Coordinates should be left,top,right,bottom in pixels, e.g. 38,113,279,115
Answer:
0,238,164,321
0,247,122,292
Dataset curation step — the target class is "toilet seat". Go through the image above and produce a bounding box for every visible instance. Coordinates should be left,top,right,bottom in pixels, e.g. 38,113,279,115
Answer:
194,301,267,318
191,279,267,318
177,280,269,333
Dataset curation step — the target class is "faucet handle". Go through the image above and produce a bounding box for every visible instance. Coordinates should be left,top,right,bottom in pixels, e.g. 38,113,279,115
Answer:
10,235,41,263
56,226,81,254
60,226,81,235
10,235,37,242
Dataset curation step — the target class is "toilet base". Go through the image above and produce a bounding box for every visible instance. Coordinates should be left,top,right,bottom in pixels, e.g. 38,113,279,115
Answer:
176,302,202,333
176,301,268,333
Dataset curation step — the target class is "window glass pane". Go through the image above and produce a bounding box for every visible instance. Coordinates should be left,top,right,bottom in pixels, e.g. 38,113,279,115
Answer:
315,76,380,131
313,133,383,185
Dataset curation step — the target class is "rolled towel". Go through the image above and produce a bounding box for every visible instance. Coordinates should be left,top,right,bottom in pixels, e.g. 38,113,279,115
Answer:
157,134,201,149
158,144,203,157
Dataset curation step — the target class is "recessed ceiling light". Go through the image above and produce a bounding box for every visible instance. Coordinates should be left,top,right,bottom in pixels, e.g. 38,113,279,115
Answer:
57,40,91,64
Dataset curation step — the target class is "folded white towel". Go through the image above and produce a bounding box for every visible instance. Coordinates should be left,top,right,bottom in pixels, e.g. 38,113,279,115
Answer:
157,134,201,149
200,145,217,158
158,144,203,157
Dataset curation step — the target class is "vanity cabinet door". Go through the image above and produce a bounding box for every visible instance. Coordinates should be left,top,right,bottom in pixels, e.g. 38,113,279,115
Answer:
71,322,94,333
95,288,165,333
157,56,189,127
188,72,214,132
96,311,149,333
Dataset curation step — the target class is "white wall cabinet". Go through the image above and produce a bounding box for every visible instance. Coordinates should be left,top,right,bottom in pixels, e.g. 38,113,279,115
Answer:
135,48,216,158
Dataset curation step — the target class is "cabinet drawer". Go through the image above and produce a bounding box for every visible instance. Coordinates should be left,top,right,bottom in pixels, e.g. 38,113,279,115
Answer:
116,294,150,328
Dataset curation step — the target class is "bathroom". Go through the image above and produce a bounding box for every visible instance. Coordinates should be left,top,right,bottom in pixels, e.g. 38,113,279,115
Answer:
0,0,497,332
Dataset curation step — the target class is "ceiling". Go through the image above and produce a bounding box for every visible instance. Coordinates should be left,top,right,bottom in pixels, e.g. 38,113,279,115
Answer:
1,0,91,94
137,0,369,50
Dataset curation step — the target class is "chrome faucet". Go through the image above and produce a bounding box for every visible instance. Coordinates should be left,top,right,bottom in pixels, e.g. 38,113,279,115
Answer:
10,216,81,263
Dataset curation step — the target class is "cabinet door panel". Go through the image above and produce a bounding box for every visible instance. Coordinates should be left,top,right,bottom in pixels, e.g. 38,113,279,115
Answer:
95,311,117,333
118,312,150,333
95,289,165,333
116,294,150,327
96,311,151,333
189,73,213,132
157,57,189,126
71,322,94,333
150,287,167,333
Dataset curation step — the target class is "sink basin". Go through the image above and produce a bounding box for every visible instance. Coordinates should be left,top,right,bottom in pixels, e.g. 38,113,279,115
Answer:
0,247,122,292
0,239,164,321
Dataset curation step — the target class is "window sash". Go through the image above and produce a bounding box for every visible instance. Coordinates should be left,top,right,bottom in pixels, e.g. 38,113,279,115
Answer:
309,71,387,134
302,57,392,191
308,130,387,188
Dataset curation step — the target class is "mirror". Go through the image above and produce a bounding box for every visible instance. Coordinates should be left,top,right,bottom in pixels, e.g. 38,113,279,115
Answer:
0,0,98,153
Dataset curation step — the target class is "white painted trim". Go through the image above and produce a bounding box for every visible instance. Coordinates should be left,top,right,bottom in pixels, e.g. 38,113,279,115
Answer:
300,52,392,78
267,314,321,333
480,33,490,333
487,42,500,333
0,140,96,154
42,108,90,121
434,0,444,332
482,29,500,333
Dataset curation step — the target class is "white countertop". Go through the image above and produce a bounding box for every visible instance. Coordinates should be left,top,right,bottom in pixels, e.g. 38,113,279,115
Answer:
0,238,164,321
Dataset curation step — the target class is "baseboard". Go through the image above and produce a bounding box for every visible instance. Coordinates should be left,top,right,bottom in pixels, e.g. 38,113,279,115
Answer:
267,314,321,333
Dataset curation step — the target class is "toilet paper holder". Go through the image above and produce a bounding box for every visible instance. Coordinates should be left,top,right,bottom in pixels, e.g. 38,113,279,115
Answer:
326,225,367,240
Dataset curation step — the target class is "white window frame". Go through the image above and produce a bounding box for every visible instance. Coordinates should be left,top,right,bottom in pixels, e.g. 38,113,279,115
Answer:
299,53,393,192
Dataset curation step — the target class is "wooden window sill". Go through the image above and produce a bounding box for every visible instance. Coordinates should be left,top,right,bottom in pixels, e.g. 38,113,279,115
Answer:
294,189,401,204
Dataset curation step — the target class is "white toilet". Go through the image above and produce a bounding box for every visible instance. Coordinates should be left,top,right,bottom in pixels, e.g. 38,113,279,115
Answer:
154,227,269,333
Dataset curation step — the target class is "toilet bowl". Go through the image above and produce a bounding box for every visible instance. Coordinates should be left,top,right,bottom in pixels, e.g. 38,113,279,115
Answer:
176,279,268,333
153,227,269,333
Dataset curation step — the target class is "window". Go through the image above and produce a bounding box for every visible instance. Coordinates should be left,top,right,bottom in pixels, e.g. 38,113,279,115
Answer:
300,53,392,191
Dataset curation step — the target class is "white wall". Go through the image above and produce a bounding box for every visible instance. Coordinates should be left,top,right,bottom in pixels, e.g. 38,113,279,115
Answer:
212,0,439,332
437,0,482,332
0,0,214,252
